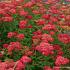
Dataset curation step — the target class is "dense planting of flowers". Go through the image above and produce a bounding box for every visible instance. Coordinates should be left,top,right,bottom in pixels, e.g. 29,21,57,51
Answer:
0,0,70,70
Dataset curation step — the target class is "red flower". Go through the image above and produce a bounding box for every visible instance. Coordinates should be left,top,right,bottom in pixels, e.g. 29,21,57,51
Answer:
49,31,55,35
55,56,69,66
42,14,50,20
32,10,40,14
16,34,25,40
19,20,27,29
3,44,8,48
9,9,16,14
58,34,70,44
42,24,56,31
57,50,64,56
33,30,42,35
36,19,46,25
27,25,33,28
42,34,54,42
7,32,14,38
19,10,28,16
7,42,22,52
20,56,32,64
53,44,61,51
36,42,54,56
26,15,32,19
50,16,58,22
24,1,34,8
15,60,25,70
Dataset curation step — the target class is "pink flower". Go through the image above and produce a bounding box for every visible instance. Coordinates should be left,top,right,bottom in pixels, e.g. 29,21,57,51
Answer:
57,50,64,56
7,32,14,38
55,56,69,66
0,62,7,70
58,34,70,44
20,56,32,64
49,9,60,14
9,9,16,14
53,44,61,51
19,20,27,29
7,45,14,53
36,42,54,56
32,10,40,14
26,15,32,19
32,35,42,39
16,34,25,40
15,60,25,70
24,1,34,8
36,19,46,25
41,34,54,42
7,42,22,52
42,14,50,20
50,16,58,22
5,60,15,69
3,44,8,48
60,14,65,18
27,25,33,28
19,10,28,16
49,31,55,35
42,24,56,31
33,30,42,35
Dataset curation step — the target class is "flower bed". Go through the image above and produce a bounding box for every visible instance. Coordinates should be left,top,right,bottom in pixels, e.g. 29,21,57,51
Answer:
0,0,70,70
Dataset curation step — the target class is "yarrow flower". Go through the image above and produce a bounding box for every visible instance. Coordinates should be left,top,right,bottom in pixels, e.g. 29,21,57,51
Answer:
3,44,8,48
9,8,16,14
42,24,56,31
0,0,70,70
20,56,32,64
16,34,25,40
55,56,69,66
19,10,28,16
15,55,31,70
7,32,16,38
58,34,70,44
36,42,54,56
7,42,22,53
24,1,35,8
0,60,15,70
19,20,27,29
42,14,50,20
36,19,46,25
41,34,54,42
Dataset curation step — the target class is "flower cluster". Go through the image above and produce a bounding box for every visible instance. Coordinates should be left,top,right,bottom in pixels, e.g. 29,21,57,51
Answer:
58,34,70,44
7,42,22,53
36,42,54,56
55,56,69,66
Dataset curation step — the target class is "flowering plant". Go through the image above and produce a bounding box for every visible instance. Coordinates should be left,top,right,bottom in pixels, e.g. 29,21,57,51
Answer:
0,0,70,70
